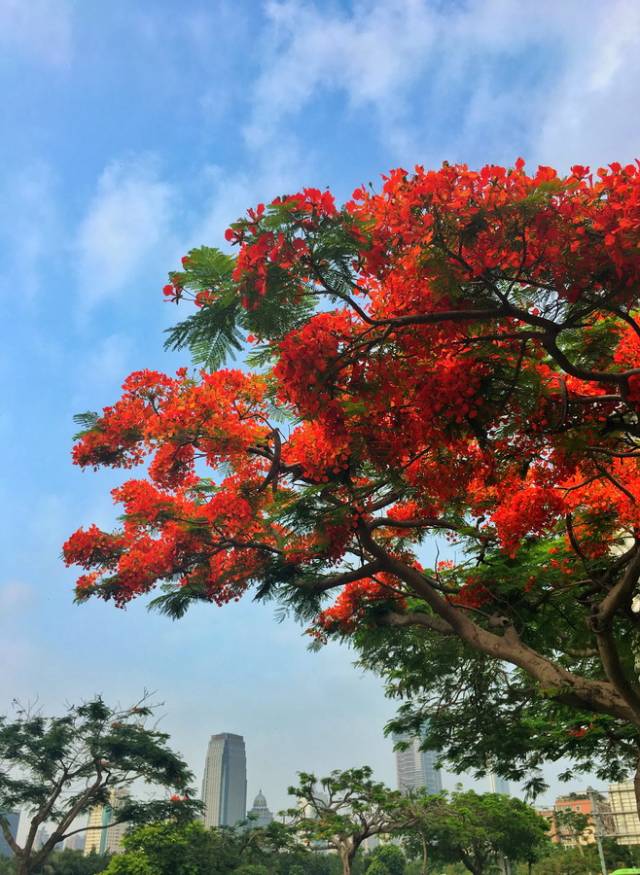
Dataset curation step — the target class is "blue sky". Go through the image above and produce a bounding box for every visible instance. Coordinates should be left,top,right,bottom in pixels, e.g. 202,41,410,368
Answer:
3,0,640,819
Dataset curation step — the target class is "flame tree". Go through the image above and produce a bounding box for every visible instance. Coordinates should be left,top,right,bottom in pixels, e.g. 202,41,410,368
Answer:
66,160,640,805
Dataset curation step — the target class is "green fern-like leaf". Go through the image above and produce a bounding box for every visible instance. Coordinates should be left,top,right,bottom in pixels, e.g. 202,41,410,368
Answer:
164,300,244,370
72,410,101,440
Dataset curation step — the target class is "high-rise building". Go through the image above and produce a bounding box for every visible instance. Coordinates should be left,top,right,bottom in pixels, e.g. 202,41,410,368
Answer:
489,773,510,795
202,733,247,828
608,781,640,844
83,788,129,856
247,790,273,828
393,732,442,795
0,811,20,857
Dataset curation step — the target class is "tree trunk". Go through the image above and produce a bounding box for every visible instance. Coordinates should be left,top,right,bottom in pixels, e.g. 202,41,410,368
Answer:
16,860,33,875
421,835,429,875
340,847,352,875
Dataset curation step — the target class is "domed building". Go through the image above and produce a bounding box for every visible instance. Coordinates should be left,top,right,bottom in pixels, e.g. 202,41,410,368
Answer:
247,789,273,828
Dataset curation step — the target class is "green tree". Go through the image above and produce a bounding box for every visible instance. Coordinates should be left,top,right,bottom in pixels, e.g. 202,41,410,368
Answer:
104,821,233,875
553,806,590,855
0,698,199,875
286,768,406,875
365,844,406,874
103,819,329,875
234,866,270,875
39,850,111,874
396,793,450,875
367,863,391,875
425,791,548,875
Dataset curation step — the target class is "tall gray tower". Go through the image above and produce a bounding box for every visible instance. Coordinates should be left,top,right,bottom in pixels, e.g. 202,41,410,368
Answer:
393,732,442,795
202,733,247,827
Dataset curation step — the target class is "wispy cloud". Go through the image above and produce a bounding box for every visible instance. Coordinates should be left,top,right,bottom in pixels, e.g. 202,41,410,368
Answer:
246,0,640,170
244,0,438,156
534,0,640,168
75,157,175,312
0,0,72,67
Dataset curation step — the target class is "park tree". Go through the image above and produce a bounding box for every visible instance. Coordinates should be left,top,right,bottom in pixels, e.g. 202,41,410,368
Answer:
0,698,199,875
395,792,451,875
103,819,330,875
553,806,591,854
424,791,548,875
40,849,111,874
364,844,407,874
65,160,640,805
286,767,405,875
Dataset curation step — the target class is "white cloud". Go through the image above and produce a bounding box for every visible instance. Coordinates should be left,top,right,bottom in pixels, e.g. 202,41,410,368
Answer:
0,0,72,67
246,0,640,169
534,0,640,169
244,0,438,153
75,157,175,311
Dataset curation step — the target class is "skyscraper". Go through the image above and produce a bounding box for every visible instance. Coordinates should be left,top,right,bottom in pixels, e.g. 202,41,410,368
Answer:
202,733,247,828
393,732,442,795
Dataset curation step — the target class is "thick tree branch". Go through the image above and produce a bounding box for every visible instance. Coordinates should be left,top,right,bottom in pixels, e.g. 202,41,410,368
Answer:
299,561,384,595
597,547,640,625
378,610,455,636
357,520,637,723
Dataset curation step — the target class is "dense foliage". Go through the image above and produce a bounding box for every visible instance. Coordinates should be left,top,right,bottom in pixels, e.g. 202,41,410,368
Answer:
102,820,340,875
415,790,548,875
66,160,640,798
0,698,198,875
0,852,110,875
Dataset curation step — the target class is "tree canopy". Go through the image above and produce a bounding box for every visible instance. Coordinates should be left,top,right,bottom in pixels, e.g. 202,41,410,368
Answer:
420,790,549,875
0,698,199,875
65,160,640,803
286,767,406,875
103,819,339,875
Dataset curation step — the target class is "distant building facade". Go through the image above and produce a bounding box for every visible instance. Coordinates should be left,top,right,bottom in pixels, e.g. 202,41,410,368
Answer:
247,790,273,828
393,732,442,795
489,773,510,795
64,834,86,852
83,788,129,855
609,782,640,845
539,791,613,848
202,733,247,828
0,811,20,857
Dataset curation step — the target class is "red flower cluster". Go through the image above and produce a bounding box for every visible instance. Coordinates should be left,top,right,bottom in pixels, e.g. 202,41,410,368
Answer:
66,159,640,634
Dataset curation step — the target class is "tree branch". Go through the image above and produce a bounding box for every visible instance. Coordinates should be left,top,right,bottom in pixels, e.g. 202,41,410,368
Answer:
357,520,637,723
